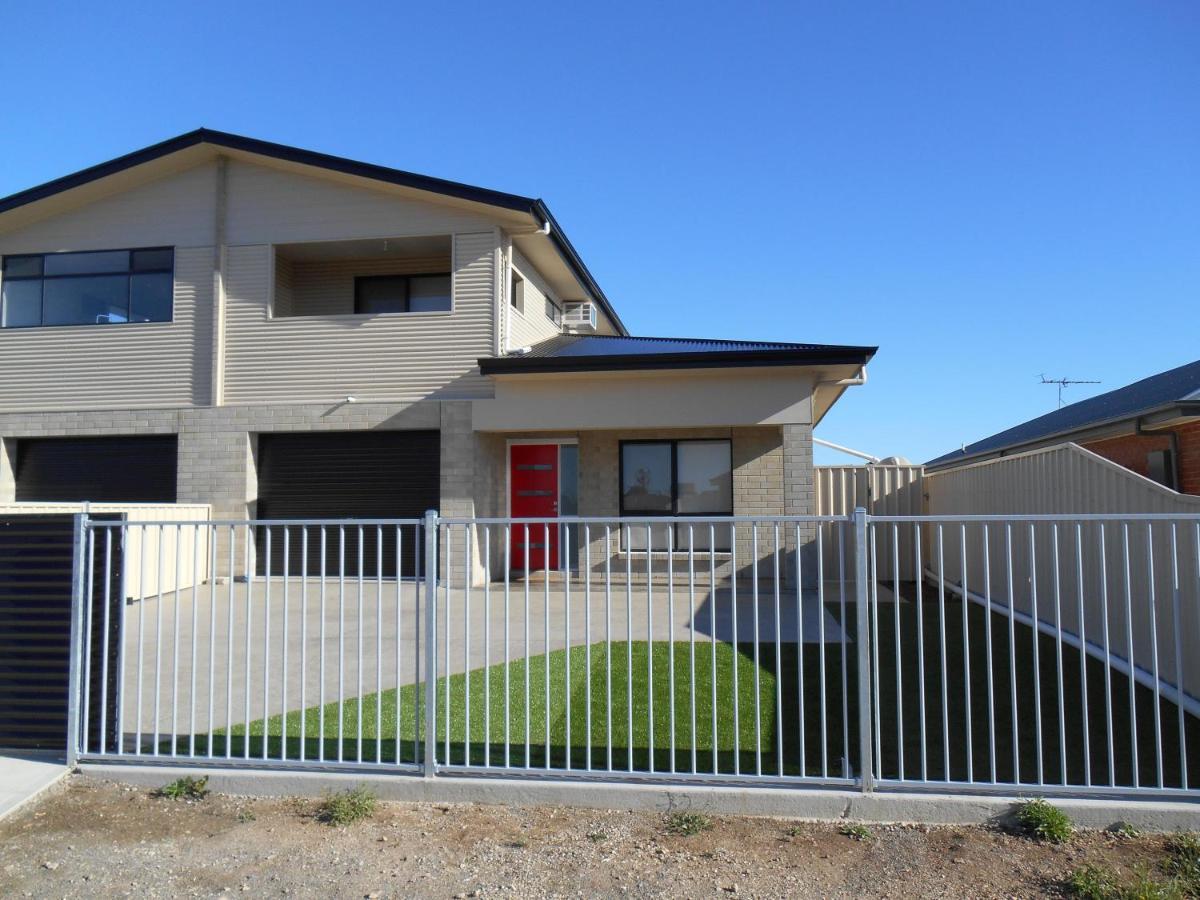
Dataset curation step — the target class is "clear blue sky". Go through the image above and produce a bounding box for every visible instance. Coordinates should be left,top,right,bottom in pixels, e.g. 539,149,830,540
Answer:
1,2,1196,464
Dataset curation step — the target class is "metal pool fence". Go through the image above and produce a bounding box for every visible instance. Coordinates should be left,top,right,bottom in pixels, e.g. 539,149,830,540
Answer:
66,511,1200,801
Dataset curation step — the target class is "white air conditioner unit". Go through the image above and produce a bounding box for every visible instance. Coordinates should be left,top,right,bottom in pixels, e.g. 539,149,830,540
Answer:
562,301,598,332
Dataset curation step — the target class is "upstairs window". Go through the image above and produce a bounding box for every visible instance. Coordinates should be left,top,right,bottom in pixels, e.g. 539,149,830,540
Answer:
545,295,563,326
1,248,174,328
354,273,451,314
510,270,525,312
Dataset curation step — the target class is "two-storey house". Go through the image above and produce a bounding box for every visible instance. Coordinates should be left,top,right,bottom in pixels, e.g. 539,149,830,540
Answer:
0,130,875,580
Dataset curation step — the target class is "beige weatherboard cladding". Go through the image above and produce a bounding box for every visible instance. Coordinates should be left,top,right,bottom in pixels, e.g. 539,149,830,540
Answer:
473,367,817,432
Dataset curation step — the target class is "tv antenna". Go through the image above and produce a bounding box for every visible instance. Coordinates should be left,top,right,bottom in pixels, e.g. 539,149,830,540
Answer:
1040,374,1100,409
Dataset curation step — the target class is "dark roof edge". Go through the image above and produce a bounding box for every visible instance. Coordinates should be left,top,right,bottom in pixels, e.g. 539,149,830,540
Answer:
924,400,1200,470
479,345,877,375
531,200,627,336
0,128,629,334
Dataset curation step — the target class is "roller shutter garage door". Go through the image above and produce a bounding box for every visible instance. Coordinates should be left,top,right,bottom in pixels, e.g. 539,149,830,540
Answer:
14,436,177,503
255,431,439,577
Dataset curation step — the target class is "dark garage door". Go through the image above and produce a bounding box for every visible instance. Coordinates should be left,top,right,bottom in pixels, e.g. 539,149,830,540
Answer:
15,436,177,503
255,431,440,577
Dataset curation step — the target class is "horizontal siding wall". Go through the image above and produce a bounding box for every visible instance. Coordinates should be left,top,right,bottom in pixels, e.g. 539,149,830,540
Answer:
0,246,213,411
506,247,562,351
223,231,497,405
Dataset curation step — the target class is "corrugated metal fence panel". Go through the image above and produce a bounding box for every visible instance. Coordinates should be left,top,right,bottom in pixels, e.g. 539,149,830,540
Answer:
815,465,925,580
924,443,1200,703
0,514,121,750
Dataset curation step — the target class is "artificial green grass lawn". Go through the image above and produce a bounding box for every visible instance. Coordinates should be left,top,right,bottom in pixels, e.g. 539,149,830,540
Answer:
181,594,1200,786
196,639,854,776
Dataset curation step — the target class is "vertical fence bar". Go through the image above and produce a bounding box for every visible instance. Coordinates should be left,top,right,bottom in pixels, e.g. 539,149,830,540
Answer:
1170,523,1187,789
243,524,254,760
1145,523,1163,789
171,525,182,756
82,527,94,756
854,509,873,793
225,526,235,760
565,523,572,771
262,528,271,762
773,523,784,777
484,525,492,769
376,528,383,765
526,524,532,769
395,526,403,765
504,526,511,768
423,510,438,777
356,527,364,765
300,528,308,763
544,522,551,770
465,526,472,767
936,525,949,780
153,525,165,755
914,523,927,782
815,523,825,779
688,525,696,775
1098,524,1115,786
206,525,217,759
626,525,633,773
585,524,592,772
66,514,88,767
1005,524,1018,784
1122,524,1139,787
869,524,881,779
445,526,452,766
959,524,972,783
337,527,346,763
116,524,129,756
1029,523,1043,786
751,523,761,776
1075,523,1090,787
318,528,327,763
667,526,675,774
189,525,200,757
796,523,805,778
982,525,995,784
647,523,654,774
606,524,613,773
838,521,850,776
100,528,113,756
894,522,905,782
1052,524,1067,785
711,524,719,776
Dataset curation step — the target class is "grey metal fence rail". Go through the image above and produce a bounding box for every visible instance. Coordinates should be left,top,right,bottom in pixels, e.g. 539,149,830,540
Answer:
66,511,1200,803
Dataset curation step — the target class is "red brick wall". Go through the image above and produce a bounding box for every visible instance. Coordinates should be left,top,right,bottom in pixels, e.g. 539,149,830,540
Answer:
1082,423,1200,496
1177,421,1200,495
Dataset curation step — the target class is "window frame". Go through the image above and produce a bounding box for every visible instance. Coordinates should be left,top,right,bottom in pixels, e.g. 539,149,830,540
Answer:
1,246,175,329
352,271,453,316
545,294,563,326
618,438,734,519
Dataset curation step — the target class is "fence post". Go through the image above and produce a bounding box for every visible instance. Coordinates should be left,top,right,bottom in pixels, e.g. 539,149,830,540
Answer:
423,510,438,777
66,513,89,767
853,507,874,793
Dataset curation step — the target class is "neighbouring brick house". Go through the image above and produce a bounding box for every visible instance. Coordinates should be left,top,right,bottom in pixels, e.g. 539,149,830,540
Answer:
0,129,875,582
926,358,1200,494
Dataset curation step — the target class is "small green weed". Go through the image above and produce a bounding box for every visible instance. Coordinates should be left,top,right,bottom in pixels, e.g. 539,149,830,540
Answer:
586,830,608,843
154,775,209,801
664,811,713,837
785,825,805,837
1066,863,1187,900
1164,833,1200,894
1068,865,1121,899
1016,798,1073,843
839,823,872,841
317,786,378,827
1111,822,1141,839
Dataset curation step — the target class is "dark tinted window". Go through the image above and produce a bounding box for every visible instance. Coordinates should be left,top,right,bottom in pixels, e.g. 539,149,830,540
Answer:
0,247,173,328
355,273,452,314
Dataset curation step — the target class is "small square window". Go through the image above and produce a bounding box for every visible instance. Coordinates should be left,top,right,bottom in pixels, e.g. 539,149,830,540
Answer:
510,270,525,312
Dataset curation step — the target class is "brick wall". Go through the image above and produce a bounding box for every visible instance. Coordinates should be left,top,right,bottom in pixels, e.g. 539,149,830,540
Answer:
1083,423,1200,496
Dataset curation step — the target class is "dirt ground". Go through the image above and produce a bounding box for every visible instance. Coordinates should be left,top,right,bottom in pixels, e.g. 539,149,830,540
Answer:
0,775,1181,899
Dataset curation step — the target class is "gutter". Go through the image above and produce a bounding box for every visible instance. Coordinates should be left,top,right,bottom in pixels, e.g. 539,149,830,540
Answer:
479,346,877,376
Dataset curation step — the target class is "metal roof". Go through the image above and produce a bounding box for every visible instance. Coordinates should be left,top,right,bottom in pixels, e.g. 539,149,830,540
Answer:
479,334,877,374
927,358,1200,468
0,128,628,335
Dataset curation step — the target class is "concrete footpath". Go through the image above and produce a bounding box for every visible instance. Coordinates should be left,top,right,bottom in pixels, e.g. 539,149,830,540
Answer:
0,751,69,821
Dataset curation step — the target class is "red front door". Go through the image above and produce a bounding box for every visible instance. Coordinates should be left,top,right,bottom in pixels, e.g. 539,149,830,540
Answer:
510,444,558,571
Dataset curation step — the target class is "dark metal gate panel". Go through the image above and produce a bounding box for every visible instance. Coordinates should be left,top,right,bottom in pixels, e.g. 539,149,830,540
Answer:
15,436,177,503
0,515,121,750
255,431,440,577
